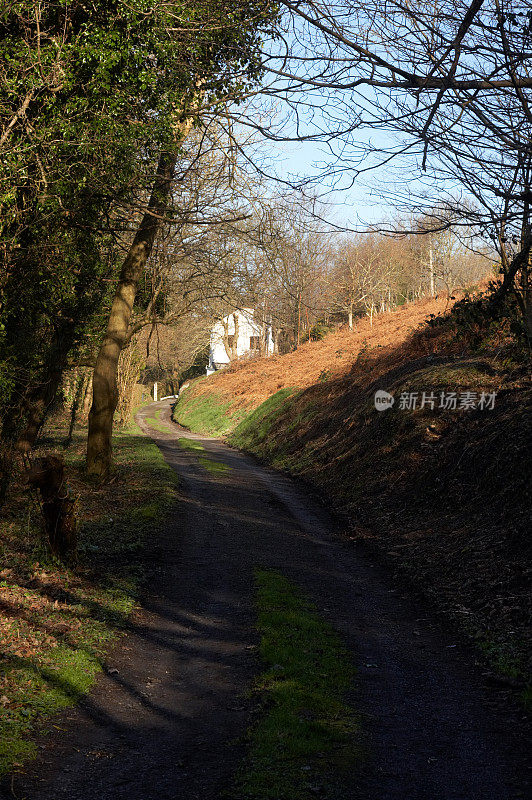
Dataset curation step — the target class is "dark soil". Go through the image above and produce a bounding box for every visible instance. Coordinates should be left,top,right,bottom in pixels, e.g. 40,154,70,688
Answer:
4,400,531,800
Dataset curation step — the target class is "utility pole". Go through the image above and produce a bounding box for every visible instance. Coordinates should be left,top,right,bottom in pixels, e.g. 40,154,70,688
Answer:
429,237,435,297
297,291,301,346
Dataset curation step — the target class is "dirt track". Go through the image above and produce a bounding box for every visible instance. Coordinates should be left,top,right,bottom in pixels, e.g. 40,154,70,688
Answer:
6,400,530,800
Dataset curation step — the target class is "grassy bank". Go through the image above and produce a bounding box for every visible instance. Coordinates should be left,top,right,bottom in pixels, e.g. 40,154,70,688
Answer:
227,361,530,685
173,381,248,436
234,569,359,800
0,418,178,776
173,293,531,686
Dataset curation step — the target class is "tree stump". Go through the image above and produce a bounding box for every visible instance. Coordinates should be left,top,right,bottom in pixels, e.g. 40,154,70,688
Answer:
27,454,77,560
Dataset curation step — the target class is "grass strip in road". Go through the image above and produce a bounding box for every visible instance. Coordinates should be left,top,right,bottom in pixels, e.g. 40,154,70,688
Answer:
234,569,359,800
177,438,205,452
198,457,231,474
177,438,231,475
145,416,171,433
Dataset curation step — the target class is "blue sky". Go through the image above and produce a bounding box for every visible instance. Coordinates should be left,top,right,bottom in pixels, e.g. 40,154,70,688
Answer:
274,138,390,228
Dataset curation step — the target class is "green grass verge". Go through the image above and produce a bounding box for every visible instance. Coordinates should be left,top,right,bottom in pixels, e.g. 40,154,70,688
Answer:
0,632,115,770
233,569,359,800
173,390,247,436
229,388,297,450
0,425,178,776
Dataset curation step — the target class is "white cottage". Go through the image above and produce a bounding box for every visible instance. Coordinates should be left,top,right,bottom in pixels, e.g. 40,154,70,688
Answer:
206,308,274,375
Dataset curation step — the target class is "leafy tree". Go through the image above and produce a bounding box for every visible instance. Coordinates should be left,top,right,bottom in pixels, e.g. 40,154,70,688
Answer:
0,0,279,483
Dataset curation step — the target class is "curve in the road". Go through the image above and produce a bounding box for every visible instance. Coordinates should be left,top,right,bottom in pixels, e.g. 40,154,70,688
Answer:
8,400,531,800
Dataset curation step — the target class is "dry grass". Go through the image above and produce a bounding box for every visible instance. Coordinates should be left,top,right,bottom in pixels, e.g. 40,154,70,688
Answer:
187,296,458,410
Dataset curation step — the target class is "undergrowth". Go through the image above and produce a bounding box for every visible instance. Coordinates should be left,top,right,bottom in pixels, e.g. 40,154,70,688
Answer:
0,419,178,777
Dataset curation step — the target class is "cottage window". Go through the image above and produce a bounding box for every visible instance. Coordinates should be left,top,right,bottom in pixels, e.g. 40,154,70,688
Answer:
249,336,260,350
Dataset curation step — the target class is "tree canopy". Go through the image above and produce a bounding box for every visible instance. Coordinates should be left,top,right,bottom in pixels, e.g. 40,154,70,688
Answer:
0,0,278,473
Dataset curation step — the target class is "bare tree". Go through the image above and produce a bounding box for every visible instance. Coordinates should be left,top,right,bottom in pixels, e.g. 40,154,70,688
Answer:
86,111,272,476
237,0,532,335
253,196,333,347
331,235,404,325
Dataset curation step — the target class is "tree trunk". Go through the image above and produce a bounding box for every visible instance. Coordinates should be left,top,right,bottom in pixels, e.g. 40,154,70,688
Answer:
18,374,60,454
0,333,72,503
27,455,77,561
81,373,93,416
65,371,85,447
15,331,75,454
297,292,301,346
232,313,239,358
87,150,179,478
520,248,532,343
490,232,532,322
222,313,240,360
520,204,532,344
429,238,435,297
